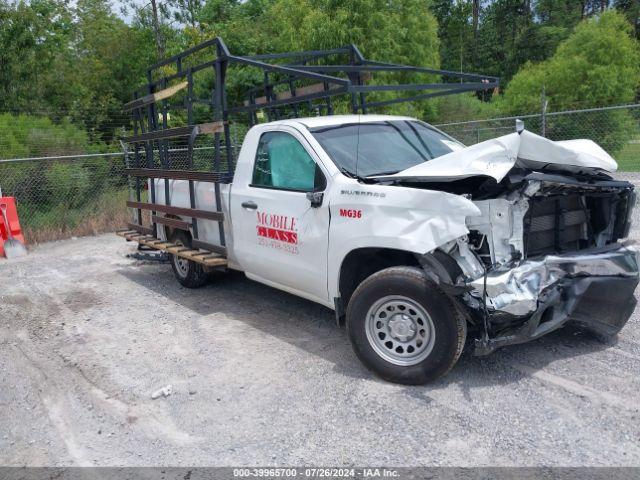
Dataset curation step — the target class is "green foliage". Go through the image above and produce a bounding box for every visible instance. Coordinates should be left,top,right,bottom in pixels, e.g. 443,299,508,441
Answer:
186,0,441,118
0,0,155,143
2,0,640,153
502,11,640,114
425,93,501,124
0,0,75,112
0,114,93,159
71,0,157,140
0,114,124,229
496,11,640,153
433,0,635,89
614,0,640,39
260,0,439,68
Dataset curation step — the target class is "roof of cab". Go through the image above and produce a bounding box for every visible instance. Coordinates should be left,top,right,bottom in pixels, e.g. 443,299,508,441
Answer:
265,114,417,130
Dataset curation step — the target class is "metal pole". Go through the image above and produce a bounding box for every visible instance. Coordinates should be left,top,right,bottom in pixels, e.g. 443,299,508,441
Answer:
541,86,548,137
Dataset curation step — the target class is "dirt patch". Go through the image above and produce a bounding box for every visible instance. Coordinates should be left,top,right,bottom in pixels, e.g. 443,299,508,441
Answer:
63,288,101,313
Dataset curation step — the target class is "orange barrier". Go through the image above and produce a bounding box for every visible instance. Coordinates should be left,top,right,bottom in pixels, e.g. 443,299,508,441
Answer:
0,197,26,258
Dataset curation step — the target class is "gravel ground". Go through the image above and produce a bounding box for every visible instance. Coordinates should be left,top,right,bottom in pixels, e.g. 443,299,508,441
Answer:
1,174,640,467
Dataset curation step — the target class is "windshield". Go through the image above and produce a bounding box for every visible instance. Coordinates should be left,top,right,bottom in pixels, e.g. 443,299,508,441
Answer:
310,120,463,177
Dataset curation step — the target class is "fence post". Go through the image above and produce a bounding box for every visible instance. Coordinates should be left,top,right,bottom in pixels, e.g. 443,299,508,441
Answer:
541,86,548,137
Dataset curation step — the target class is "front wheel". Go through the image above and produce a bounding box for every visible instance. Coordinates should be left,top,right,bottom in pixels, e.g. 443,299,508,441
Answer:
346,266,466,385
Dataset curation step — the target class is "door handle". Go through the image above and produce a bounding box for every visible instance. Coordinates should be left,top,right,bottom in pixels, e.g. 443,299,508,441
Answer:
241,201,258,210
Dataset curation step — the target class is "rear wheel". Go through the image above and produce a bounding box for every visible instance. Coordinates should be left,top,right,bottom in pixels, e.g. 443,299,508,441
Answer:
169,230,209,288
346,266,466,384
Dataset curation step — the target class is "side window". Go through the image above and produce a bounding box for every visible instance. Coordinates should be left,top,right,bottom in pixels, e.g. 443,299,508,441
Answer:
252,131,325,191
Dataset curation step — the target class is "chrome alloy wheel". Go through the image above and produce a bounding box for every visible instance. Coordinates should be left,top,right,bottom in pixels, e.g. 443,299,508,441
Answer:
365,295,436,366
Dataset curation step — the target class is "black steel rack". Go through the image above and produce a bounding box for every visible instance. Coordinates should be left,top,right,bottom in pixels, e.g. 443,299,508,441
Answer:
120,36,498,259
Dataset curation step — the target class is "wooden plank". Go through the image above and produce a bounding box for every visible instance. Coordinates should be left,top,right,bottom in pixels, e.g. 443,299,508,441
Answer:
152,81,189,103
116,231,227,267
139,237,160,246
153,242,175,249
152,215,191,231
123,81,188,111
195,121,225,135
195,253,219,259
126,201,224,222
275,82,326,101
176,250,204,259
189,252,214,259
166,246,190,254
249,83,339,106
203,257,228,267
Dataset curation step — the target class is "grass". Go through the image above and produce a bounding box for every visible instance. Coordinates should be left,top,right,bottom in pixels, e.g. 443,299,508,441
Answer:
615,139,640,171
19,188,131,245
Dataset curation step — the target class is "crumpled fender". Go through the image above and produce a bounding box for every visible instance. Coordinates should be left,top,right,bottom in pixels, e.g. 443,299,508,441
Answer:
326,176,481,299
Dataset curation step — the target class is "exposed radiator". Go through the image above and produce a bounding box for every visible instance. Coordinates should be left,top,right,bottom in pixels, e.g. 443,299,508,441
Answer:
523,189,633,258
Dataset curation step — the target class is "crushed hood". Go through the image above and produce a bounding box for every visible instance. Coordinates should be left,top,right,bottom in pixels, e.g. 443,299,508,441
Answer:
376,130,618,183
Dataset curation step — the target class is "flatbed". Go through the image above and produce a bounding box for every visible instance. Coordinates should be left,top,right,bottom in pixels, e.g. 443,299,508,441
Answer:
116,230,227,268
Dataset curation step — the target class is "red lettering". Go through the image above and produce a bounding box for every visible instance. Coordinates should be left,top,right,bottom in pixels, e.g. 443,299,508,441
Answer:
256,211,298,231
339,208,362,219
256,226,298,244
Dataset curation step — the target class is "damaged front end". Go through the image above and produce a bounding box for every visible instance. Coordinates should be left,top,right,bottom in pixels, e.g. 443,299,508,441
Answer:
379,128,639,354
442,172,639,355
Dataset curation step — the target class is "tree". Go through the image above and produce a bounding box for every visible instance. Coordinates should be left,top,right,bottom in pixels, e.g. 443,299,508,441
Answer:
195,0,440,117
72,0,156,140
0,0,75,113
432,0,474,74
614,0,640,39
501,11,640,151
150,0,166,58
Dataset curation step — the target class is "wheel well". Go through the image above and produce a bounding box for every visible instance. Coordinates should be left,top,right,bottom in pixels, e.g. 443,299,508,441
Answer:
162,214,190,241
338,248,421,311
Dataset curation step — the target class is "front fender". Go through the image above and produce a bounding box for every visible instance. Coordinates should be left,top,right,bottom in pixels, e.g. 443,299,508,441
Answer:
327,180,481,299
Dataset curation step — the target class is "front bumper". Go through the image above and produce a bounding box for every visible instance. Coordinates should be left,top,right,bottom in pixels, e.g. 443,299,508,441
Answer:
466,244,639,355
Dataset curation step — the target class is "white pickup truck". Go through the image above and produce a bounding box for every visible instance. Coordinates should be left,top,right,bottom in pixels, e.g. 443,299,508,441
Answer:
139,114,638,384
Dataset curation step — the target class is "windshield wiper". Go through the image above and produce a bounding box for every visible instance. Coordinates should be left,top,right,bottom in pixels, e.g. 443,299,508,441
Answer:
338,166,367,182
367,170,400,177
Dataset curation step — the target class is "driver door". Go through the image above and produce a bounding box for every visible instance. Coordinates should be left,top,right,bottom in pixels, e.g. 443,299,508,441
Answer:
230,127,330,304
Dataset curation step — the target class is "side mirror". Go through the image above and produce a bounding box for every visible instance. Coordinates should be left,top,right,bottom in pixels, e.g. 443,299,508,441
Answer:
306,191,324,208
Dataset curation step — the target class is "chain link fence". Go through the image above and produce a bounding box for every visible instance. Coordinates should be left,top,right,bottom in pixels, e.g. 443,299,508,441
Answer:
1,104,639,245
0,145,230,244
0,153,129,244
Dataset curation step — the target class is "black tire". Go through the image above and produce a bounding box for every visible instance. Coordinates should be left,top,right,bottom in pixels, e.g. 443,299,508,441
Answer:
169,230,209,288
346,266,466,385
